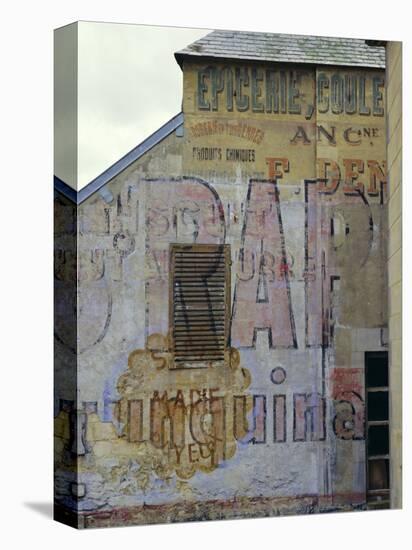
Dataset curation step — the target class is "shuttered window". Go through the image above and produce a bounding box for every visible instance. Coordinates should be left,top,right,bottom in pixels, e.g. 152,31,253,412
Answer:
170,244,231,368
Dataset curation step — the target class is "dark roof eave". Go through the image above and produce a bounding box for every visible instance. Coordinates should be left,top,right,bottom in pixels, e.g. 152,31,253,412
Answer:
174,50,385,70
174,51,184,69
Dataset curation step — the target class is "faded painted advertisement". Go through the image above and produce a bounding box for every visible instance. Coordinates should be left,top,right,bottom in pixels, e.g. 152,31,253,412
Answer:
54,55,388,527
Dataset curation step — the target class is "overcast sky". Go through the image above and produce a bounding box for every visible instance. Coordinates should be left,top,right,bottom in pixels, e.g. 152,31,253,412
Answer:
56,21,207,190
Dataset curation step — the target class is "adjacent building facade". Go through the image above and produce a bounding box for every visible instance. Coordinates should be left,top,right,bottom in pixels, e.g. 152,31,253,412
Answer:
54,29,401,528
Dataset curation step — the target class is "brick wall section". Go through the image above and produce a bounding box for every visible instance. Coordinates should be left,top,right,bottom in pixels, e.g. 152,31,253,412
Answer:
386,41,402,509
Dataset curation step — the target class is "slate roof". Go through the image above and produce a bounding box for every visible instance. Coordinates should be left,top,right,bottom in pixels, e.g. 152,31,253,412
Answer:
175,30,386,69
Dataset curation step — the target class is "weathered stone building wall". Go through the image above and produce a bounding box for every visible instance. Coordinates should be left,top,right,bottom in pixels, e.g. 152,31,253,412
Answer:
386,41,402,509
54,40,391,528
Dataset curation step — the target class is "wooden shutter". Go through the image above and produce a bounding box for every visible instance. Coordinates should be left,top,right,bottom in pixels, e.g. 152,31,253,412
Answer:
170,244,230,368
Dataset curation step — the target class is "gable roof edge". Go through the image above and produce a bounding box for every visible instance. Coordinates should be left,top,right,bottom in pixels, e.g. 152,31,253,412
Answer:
54,112,184,205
